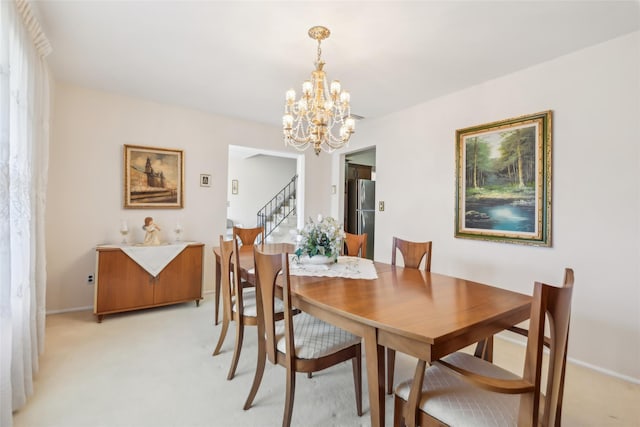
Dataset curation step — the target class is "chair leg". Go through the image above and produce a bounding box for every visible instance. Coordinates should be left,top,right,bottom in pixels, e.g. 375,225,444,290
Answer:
352,344,363,416
387,347,396,395
212,315,229,356
214,264,221,325
227,315,245,380
307,372,312,379
243,326,267,410
283,365,296,427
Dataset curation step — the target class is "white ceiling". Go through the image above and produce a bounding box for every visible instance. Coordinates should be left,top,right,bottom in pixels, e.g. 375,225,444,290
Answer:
34,1,639,126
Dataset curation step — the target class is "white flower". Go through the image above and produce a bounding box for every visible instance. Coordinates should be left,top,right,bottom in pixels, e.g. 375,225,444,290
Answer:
295,215,344,260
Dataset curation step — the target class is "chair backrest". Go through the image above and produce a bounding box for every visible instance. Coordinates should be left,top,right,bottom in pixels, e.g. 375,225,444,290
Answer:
219,235,245,318
253,247,295,365
520,268,574,426
233,225,264,248
218,236,235,320
391,237,432,271
344,232,367,258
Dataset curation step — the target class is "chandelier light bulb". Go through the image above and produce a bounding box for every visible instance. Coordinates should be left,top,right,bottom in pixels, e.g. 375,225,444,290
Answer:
330,80,341,95
283,114,293,129
302,81,313,95
345,117,355,131
285,89,296,102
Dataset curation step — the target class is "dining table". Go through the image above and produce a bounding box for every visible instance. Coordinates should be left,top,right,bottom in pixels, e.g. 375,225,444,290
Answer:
212,244,532,427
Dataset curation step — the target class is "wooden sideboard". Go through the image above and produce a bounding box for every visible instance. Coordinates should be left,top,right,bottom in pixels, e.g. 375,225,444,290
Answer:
94,243,203,322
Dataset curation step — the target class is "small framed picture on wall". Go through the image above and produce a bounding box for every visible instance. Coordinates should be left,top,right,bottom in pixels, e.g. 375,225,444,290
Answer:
200,174,211,187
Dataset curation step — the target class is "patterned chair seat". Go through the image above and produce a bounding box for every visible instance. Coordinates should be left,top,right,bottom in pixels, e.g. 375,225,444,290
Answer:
395,352,520,427
232,288,284,317
275,312,361,359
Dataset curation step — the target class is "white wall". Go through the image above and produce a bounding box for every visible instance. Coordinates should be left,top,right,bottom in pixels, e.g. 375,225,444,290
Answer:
227,155,297,227
46,83,331,311
335,32,640,381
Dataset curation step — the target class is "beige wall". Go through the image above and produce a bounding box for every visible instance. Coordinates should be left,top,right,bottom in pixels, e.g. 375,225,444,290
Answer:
336,32,640,381
46,84,331,311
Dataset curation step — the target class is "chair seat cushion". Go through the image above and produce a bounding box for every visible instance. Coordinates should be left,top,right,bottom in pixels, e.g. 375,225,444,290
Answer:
275,312,360,359
233,288,284,317
395,352,520,427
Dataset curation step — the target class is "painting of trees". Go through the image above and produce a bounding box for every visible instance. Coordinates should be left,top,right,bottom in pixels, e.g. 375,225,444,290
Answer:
455,111,552,246
465,125,536,191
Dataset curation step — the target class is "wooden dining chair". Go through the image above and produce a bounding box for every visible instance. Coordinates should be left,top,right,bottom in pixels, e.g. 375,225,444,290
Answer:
243,247,363,427
387,237,433,394
214,225,265,325
212,235,284,380
343,231,367,258
233,225,264,248
394,268,575,427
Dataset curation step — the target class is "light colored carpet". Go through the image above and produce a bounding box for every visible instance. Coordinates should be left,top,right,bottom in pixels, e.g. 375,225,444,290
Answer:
13,295,640,426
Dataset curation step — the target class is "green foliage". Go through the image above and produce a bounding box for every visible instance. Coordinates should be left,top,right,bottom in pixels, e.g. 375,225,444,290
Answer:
294,215,344,260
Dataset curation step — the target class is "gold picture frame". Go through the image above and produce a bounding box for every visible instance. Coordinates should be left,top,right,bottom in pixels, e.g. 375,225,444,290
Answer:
455,111,552,246
123,144,184,209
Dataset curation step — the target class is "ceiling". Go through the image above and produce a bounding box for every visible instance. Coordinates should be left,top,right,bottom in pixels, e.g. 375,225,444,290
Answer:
33,1,639,127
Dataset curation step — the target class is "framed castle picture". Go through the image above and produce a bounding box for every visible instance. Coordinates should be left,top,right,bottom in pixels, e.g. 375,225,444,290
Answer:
123,145,184,209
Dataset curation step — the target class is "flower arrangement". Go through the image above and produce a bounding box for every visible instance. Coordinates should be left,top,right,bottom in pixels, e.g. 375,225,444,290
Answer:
295,215,344,261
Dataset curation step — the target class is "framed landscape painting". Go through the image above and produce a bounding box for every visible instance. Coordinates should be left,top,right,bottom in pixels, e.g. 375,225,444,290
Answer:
123,145,184,209
455,111,552,246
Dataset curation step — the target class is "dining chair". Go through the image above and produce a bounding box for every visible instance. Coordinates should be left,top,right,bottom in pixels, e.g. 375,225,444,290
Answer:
243,247,363,427
343,231,367,258
214,226,264,326
387,237,433,394
394,268,575,427
212,235,284,380
233,225,264,248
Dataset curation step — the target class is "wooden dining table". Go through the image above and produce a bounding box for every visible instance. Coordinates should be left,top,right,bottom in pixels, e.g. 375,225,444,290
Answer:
213,244,532,427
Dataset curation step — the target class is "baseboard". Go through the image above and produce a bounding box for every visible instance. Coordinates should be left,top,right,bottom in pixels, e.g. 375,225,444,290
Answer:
46,305,93,315
496,333,640,385
46,292,216,315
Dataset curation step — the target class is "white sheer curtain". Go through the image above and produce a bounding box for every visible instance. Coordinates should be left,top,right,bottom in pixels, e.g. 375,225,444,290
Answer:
0,0,51,425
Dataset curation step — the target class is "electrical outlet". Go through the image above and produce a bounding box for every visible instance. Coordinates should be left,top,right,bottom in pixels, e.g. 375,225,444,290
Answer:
379,201,385,211
87,274,94,284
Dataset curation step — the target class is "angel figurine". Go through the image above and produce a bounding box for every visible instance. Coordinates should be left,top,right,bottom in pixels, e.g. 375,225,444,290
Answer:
143,216,161,245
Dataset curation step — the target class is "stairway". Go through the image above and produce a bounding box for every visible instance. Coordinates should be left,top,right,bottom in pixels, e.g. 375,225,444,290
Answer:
257,175,298,244
265,210,298,244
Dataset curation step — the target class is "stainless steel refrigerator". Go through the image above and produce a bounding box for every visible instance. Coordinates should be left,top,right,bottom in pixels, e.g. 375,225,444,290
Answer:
346,179,375,259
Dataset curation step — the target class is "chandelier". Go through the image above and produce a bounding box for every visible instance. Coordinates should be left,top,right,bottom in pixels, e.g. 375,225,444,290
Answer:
283,26,355,156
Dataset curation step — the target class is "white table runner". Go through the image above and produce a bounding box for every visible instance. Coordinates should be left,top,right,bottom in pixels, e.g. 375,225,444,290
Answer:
288,255,378,280
99,243,190,277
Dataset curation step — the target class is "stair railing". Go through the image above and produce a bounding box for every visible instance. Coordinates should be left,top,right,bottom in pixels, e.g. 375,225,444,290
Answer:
257,174,297,242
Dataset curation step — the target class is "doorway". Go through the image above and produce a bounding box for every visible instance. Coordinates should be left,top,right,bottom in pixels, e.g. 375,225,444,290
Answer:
227,145,305,239
343,148,376,259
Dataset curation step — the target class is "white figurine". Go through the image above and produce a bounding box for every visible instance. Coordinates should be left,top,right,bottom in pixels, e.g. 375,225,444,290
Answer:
143,216,161,245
